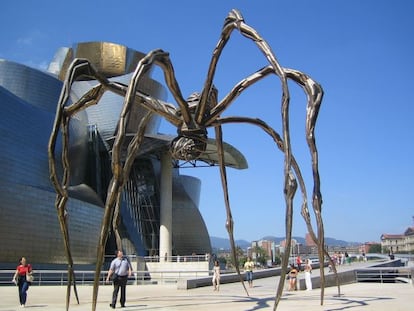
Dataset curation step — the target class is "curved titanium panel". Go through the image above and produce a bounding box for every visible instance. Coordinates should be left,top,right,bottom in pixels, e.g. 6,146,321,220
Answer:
172,174,212,255
0,63,101,265
71,72,166,144
0,182,102,264
0,59,62,113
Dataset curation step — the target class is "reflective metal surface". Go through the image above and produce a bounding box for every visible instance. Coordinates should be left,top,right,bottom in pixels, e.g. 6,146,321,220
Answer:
0,60,100,264
0,42,227,268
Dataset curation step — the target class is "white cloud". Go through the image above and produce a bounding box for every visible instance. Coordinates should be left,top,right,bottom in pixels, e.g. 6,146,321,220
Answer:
16,30,46,47
17,36,34,46
23,60,49,71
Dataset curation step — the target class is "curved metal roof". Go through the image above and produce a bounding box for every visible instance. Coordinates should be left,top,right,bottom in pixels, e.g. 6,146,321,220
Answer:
108,133,248,170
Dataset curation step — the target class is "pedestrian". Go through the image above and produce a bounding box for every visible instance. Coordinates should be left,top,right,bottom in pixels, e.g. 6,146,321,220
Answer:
296,255,302,271
339,252,345,265
345,251,351,265
362,252,367,262
212,260,221,291
288,264,298,291
304,259,312,290
12,257,33,307
244,257,254,288
106,250,133,309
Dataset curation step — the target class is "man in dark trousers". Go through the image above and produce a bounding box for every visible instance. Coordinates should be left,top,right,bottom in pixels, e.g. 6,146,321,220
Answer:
106,250,133,308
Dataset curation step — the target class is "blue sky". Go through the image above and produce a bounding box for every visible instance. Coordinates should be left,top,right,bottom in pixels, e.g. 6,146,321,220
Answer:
1,0,413,243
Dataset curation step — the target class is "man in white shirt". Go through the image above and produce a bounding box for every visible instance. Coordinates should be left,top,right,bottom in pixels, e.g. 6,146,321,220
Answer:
106,250,132,308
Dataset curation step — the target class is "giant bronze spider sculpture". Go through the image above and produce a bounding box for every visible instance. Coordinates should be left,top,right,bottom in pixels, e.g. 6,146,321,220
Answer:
48,9,337,311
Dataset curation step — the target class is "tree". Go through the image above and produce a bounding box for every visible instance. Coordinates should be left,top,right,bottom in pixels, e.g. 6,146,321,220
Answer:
227,246,246,269
368,244,381,253
273,256,281,266
253,246,269,267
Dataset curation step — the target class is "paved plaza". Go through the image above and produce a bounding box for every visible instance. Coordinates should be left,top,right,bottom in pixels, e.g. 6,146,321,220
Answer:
0,271,412,311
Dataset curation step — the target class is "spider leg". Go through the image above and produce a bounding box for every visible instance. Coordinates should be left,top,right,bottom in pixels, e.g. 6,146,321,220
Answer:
210,64,330,306
205,66,274,125
135,49,190,126
213,125,249,296
197,9,290,142
96,49,192,128
48,58,144,310
49,58,125,198
203,11,293,213
111,110,154,249
49,59,107,194
48,59,114,310
91,111,153,311
197,18,295,303
92,51,177,311
212,116,311,308
49,56,177,310
284,68,339,302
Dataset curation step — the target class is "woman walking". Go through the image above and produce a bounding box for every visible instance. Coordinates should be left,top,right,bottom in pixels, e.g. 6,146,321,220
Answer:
12,257,33,307
212,260,221,291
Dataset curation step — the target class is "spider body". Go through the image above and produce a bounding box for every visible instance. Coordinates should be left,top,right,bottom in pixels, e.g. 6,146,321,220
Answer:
48,9,333,311
170,92,210,160
170,130,208,161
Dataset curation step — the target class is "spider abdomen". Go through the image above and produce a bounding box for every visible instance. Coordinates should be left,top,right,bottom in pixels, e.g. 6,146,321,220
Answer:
170,133,207,161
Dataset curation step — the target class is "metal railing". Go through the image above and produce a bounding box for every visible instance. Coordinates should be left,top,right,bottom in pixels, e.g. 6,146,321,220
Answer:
355,267,412,283
0,270,105,286
143,255,209,262
0,269,211,286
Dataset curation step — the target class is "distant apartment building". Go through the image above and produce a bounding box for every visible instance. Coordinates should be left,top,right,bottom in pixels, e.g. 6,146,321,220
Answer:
279,237,316,256
304,233,318,254
405,227,414,252
359,242,378,254
381,227,414,253
305,233,317,247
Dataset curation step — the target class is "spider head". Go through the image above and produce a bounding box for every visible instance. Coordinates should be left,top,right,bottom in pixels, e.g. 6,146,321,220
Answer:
178,86,218,120
170,129,208,161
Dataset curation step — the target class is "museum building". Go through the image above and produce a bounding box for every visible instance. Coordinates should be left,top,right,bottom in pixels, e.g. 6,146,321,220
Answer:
0,42,246,267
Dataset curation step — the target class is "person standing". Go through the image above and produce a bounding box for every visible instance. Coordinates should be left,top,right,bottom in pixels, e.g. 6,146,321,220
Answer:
244,257,254,288
106,250,133,309
296,255,302,271
288,264,298,291
12,257,33,307
212,260,221,291
304,259,313,291
345,251,351,265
